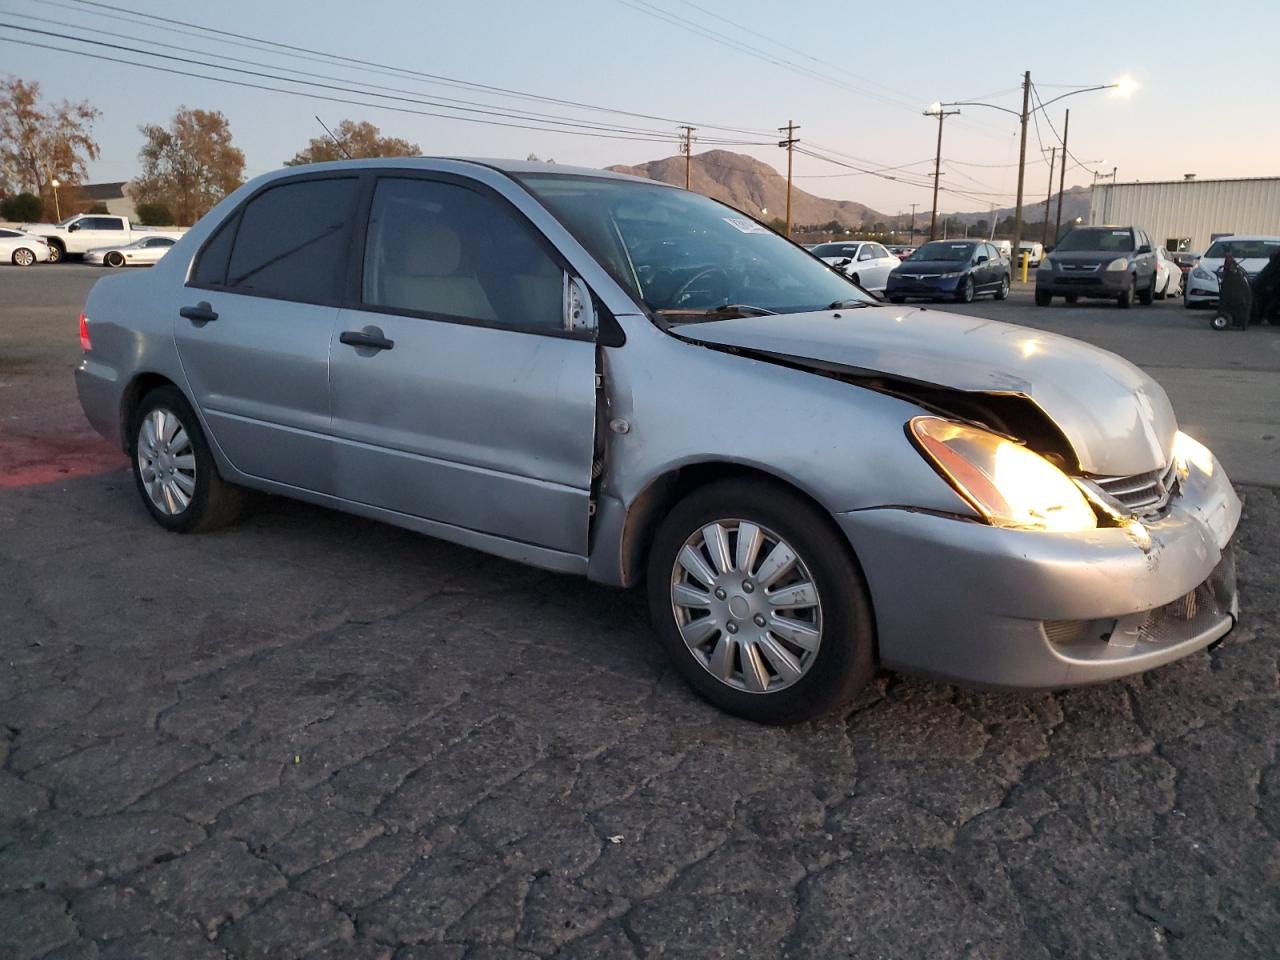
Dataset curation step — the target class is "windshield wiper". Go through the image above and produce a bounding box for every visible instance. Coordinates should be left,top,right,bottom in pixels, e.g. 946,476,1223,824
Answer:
655,304,778,323
824,299,873,310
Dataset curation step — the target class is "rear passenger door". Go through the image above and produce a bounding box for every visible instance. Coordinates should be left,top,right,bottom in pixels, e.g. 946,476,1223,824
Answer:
175,174,361,491
328,174,598,557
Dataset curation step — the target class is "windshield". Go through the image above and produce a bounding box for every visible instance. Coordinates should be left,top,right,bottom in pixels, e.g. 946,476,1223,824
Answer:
1204,238,1280,260
516,174,874,314
1055,228,1135,252
908,241,976,262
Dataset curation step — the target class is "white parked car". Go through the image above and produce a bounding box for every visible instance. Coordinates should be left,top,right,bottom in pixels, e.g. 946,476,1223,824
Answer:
808,240,901,292
1184,236,1280,308
0,227,52,266
84,235,178,268
21,213,187,263
1154,246,1182,299
1016,240,1045,267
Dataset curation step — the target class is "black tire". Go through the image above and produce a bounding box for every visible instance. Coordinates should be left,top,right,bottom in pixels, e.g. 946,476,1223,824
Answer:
1155,275,1168,300
1138,276,1155,306
888,296,906,304
45,242,63,264
1117,277,1135,309
994,274,1010,300
129,385,246,533
1064,294,1079,304
1210,313,1230,331
105,251,125,268
1034,288,1052,307
957,276,975,303
11,247,36,267
646,478,875,725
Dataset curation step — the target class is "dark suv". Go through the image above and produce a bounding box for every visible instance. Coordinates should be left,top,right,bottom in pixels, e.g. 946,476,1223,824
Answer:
1035,226,1157,309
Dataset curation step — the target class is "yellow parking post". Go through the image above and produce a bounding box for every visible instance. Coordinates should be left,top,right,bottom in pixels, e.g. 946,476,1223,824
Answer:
1020,253,1029,283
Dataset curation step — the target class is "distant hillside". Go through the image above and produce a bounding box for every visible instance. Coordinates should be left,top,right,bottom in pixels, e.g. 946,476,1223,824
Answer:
607,150,886,228
949,185,1093,227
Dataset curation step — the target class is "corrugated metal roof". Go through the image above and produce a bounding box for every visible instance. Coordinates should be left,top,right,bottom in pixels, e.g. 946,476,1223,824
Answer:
1112,176,1280,187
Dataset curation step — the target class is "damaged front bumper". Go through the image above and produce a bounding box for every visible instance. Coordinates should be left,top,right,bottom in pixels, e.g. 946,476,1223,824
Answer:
836,456,1241,688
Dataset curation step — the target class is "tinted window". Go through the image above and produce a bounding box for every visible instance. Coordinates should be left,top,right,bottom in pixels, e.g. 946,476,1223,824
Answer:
362,177,564,333
1204,238,1280,259
145,237,175,248
81,217,123,230
225,177,359,302
0,228,18,238
909,241,976,262
1057,228,1135,253
811,243,858,258
191,213,238,287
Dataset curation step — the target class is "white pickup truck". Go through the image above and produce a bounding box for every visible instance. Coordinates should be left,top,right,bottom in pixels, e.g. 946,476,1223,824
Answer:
23,214,186,263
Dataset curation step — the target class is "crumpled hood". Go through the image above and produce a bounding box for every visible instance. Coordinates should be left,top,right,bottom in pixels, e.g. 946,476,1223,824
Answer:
678,306,1177,476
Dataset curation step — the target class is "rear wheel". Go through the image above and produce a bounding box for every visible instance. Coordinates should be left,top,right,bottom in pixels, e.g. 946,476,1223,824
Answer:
1118,277,1135,309
1035,288,1052,307
130,386,246,533
11,247,35,267
646,479,875,724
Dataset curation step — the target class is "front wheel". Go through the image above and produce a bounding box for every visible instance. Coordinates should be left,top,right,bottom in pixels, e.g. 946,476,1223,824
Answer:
994,275,1010,300
1118,277,1135,309
957,276,975,303
130,385,246,533
105,251,125,268
1138,276,1156,306
1211,313,1231,331
11,247,36,267
45,242,63,264
1035,288,1052,306
646,479,875,724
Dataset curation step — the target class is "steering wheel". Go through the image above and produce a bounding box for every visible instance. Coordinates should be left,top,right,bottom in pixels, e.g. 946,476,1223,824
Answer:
672,266,731,307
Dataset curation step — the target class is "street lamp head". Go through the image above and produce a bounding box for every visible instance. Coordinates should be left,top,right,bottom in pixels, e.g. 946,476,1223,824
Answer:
760,207,768,216
50,178,60,188
925,101,943,116
1109,75,1139,98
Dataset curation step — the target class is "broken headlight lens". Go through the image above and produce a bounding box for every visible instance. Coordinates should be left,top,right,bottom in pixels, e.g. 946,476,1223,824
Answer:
909,417,1097,532
1172,430,1214,478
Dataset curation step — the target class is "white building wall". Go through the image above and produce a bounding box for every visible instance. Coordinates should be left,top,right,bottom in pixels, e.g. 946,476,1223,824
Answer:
1089,178,1280,252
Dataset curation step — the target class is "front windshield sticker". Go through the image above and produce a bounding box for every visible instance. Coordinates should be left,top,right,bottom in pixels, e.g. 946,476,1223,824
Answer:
723,217,770,234
1113,230,1129,235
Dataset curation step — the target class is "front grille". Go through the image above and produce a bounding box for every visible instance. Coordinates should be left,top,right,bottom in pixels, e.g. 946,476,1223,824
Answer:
1059,263,1101,273
1091,461,1179,516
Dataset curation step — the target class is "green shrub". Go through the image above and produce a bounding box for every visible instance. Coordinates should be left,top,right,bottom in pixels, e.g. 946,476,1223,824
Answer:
135,202,175,226
0,192,43,222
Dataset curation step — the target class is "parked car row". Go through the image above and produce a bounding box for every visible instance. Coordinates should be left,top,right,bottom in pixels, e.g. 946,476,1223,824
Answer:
0,213,185,267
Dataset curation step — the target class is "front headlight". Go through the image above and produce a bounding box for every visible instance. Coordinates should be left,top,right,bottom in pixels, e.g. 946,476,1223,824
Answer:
909,417,1097,532
940,271,964,279
1105,257,1129,271
1037,259,1053,272
1191,267,1214,281
1172,430,1214,478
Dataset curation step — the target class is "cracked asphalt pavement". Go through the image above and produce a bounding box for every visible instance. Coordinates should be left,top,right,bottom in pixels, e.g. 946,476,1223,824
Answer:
2,269,1278,959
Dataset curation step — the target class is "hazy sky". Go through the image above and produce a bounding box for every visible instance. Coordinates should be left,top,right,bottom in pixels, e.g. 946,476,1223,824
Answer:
3,0,1277,215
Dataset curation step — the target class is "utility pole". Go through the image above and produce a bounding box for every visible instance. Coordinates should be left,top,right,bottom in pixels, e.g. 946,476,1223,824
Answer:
777,121,799,237
678,125,696,190
1053,109,1070,245
989,204,996,240
924,105,958,239
1011,70,1031,277
909,202,918,245
1041,147,1056,247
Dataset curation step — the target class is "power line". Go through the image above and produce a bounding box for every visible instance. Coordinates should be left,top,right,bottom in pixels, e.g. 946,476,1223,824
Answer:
52,0,776,138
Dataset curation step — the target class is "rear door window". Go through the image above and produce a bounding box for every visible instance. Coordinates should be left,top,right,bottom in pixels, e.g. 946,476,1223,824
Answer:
223,177,360,303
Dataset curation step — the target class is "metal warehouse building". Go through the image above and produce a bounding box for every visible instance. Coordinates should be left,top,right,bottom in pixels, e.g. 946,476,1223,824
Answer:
1089,176,1280,254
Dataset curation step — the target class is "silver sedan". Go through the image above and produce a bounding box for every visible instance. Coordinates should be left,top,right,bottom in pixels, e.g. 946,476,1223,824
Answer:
73,159,1240,724
84,234,178,267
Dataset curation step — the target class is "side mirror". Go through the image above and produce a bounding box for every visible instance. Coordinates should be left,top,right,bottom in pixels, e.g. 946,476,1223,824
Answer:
563,273,597,334
975,255,989,264
1137,244,1152,254
68,222,80,232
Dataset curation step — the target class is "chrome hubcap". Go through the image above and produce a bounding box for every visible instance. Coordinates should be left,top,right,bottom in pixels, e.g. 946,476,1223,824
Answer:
15,249,33,266
670,519,823,694
137,408,196,515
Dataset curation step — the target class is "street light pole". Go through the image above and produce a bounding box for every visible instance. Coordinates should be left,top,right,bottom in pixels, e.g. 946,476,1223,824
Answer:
1041,147,1056,247
50,177,61,222
777,120,799,237
924,104,958,240
909,202,917,246
1053,109,1070,244
1011,70,1031,279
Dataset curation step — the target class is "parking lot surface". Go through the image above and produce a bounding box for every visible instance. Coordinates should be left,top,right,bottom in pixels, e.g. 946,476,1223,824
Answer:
2,268,1278,959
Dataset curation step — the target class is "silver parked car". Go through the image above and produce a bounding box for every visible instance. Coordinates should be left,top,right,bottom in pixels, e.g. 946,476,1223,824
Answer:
75,159,1241,724
84,234,179,268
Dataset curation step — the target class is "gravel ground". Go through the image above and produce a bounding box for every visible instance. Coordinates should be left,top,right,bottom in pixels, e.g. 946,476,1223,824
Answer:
1,267,1277,959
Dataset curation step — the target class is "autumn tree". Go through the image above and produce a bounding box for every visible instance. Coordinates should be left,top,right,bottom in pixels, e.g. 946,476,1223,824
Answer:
284,120,420,166
0,77,100,216
132,107,244,225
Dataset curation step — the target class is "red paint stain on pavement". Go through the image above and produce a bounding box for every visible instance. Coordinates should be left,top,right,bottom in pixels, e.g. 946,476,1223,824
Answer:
0,431,126,490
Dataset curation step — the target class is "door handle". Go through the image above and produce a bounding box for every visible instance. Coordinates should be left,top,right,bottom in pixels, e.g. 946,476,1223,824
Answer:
180,302,218,324
340,329,395,351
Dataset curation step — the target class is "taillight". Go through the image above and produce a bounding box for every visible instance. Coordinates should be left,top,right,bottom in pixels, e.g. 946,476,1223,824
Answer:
78,312,91,352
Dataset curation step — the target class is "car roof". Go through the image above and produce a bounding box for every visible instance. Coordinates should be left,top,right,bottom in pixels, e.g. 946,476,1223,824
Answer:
1205,235,1280,242
252,156,666,186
